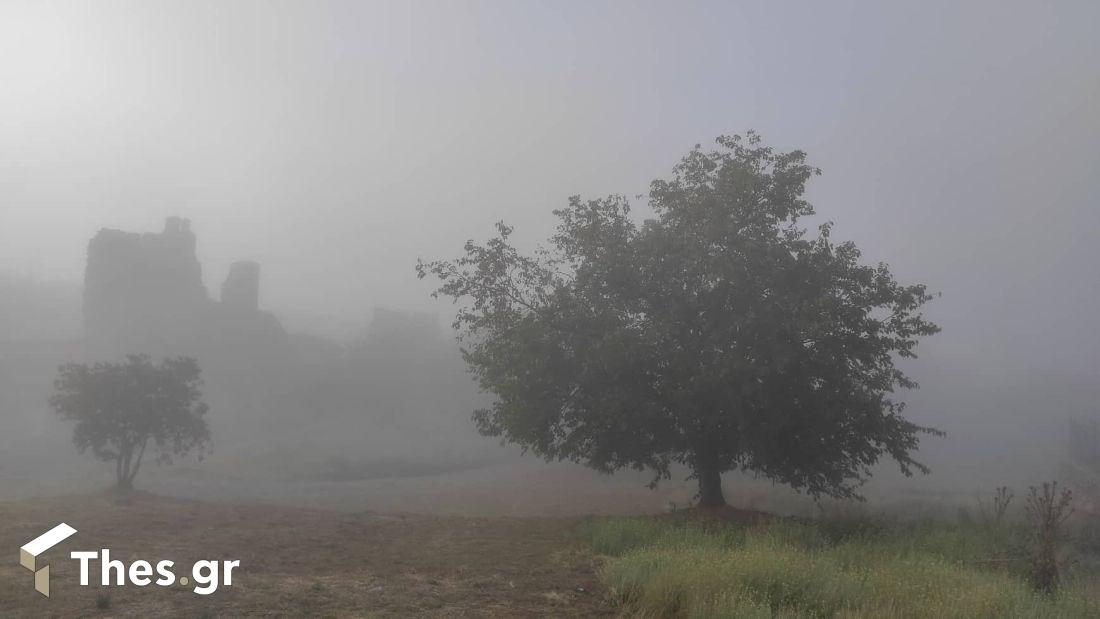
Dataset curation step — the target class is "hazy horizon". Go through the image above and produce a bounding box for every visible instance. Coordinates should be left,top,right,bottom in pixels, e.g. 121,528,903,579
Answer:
2,0,1099,500
2,2,1096,352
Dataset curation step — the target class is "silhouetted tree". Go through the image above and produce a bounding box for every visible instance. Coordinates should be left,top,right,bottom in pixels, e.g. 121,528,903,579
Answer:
419,133,940,506
49,354,211,490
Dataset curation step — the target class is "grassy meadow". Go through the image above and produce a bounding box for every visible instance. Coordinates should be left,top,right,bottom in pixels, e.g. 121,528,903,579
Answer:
583,511,1100,618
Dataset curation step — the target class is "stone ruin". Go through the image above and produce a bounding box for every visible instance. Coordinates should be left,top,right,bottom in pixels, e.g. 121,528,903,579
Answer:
221,260,261,312
83,217,284,355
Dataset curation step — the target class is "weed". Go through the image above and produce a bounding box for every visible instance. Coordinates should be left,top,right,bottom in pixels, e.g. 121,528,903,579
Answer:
1026,481,1074,592
978,486,1015,526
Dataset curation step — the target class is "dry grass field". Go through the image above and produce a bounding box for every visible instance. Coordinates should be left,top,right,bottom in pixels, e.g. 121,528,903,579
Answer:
0,493,611,617
5,466,1097,617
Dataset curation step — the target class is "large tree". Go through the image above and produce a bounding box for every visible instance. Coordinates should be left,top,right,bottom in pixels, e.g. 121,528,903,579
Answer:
418,133,940,506
50,354,211,490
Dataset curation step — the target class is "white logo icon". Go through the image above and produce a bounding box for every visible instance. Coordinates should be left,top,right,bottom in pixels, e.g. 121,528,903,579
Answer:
20,523,78,597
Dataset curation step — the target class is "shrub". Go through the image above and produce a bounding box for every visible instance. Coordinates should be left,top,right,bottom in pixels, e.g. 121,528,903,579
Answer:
1025,482,1074,592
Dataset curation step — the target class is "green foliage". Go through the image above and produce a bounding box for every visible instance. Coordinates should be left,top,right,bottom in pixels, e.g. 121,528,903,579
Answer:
418,132,940,504
582,517,743,556
582,517,669,556
585,517,1097,618
49,354,211,489
813,515,887,546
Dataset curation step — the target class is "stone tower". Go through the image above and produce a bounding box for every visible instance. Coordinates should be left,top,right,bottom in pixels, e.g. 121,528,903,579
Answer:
221,260,261,312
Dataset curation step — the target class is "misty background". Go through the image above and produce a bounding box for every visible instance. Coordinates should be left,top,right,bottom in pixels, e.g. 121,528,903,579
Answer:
1,0,1098,513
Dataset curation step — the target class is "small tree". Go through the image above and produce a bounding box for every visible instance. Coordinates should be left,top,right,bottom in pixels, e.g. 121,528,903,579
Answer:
419,133,940,506
49,354,211,490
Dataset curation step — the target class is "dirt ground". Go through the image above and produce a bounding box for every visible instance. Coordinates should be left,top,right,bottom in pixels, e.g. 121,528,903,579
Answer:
0,493,612,617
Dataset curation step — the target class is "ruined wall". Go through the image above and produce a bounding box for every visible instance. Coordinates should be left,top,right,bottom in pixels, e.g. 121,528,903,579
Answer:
221,260,261,312
82,217,283,355
83,216,208,348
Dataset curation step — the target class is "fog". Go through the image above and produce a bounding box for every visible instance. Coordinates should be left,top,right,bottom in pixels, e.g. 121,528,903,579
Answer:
1,0,1098,514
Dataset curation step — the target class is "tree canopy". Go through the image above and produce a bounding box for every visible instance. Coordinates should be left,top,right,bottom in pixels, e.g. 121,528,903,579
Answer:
418,133,940,506
50,354,211,489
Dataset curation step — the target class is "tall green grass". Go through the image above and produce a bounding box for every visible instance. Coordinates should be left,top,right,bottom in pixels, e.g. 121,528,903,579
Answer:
584,517,1097,618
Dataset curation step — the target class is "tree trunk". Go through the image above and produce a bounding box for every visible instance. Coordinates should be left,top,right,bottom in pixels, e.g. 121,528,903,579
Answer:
115,443,133,490
697,466,727,508
126,438,148,487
